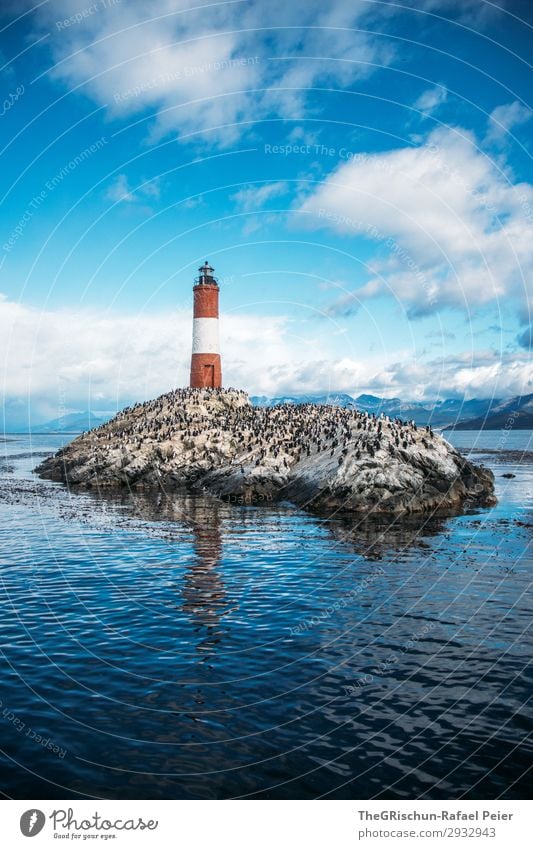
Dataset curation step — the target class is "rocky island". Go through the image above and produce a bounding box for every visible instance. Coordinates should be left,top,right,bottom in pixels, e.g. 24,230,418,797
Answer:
37,388,496,516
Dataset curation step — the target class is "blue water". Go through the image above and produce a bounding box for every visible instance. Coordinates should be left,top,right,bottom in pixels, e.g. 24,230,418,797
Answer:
0,431,531,799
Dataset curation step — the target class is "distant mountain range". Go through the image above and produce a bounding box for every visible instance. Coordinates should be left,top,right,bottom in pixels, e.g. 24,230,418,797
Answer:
10,393,533,433
28,411,112,433
442,395,533,431
251,392,533,429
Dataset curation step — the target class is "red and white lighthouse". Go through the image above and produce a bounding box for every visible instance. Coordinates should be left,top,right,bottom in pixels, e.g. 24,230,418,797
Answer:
189,261,222,389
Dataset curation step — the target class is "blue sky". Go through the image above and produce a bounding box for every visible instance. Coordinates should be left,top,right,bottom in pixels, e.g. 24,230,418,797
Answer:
0,0,532,426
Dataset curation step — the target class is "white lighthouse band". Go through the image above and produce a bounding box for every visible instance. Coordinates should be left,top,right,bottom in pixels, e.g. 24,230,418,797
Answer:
192,317,220,355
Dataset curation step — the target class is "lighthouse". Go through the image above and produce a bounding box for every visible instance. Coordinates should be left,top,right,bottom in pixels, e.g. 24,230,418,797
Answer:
189,261,222,389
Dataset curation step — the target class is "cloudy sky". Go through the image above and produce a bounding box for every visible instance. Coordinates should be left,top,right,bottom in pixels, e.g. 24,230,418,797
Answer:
0,0,532,426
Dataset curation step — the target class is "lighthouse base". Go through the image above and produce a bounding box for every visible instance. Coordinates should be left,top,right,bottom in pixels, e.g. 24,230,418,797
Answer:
190,353,222,389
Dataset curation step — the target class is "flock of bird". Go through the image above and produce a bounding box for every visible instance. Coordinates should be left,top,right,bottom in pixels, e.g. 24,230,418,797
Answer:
77,387,438,476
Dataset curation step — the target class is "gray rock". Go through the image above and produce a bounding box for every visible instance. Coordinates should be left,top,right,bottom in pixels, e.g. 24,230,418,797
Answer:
36,388,496,517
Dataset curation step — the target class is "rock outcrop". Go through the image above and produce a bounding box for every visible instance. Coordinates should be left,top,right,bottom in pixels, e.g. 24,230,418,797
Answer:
37,388,496,516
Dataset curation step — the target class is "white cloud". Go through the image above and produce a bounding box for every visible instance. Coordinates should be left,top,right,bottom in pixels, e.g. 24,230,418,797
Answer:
414,85,447,115
486,100,532,143
232,182,289,212
105,173,134,203
30,0,391,145
298,126,533,324
0,294,295,422
105,173,162,206
1,294,530,426
287,125,320,147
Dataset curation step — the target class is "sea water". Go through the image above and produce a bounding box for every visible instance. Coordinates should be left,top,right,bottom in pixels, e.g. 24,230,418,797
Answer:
0,431,531,799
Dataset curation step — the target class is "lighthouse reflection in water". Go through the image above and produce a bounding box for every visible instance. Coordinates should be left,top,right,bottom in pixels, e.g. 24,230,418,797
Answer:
182,502,228,654
110,491,232,654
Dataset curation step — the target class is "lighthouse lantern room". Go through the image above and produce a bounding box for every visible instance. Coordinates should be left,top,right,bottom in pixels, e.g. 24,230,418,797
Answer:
189,261,222,389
